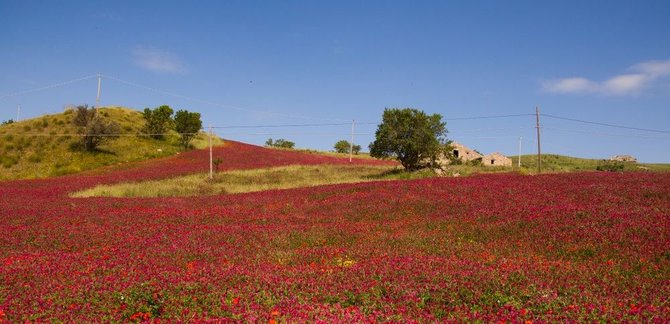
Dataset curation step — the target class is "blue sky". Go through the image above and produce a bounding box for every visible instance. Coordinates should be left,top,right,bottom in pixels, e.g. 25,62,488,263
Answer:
2,1,669,162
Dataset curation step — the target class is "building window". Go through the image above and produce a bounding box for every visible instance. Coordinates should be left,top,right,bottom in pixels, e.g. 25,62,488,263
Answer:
454,150,459,158
491,159,495,165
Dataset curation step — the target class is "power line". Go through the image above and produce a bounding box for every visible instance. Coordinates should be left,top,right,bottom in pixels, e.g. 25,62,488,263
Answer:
543,127,670,139
0,75,98,100
102,74,349,122
543,113,670,134
211,122,349,129
445,113,534,121
355,113,534,125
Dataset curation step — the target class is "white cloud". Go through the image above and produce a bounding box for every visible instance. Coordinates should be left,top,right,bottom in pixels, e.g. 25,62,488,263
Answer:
542,77,597,94
132,46,187,74
542,59,670,95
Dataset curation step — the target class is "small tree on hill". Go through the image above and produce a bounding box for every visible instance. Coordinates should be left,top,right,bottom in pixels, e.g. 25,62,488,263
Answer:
174,109,202,150
334,140,361,154
1,119,14,126
72,105,120,151
369,108,447,171
265,138,295,149
142,105,174,139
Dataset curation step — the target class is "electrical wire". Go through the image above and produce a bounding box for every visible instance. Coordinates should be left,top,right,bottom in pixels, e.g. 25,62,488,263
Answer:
0,75,98,100
102,74,350,122
542,113,670,134
212,122,350,129
543,126,670,139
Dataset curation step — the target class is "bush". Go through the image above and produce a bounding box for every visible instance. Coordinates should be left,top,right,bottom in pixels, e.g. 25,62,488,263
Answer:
596,160,625,172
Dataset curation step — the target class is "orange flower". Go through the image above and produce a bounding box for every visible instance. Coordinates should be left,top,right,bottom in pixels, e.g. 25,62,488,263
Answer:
271,310,280,316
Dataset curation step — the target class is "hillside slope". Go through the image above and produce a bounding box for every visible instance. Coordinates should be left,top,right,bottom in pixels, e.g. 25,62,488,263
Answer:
0,107,222,180
510,154,670,172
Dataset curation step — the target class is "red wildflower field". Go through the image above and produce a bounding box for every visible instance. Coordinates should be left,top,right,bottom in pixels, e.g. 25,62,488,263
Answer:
1,141,669,322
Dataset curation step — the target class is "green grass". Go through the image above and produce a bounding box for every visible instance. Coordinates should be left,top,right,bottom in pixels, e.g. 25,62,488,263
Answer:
71,164,399,198
0,107,223,180
510,154,670,173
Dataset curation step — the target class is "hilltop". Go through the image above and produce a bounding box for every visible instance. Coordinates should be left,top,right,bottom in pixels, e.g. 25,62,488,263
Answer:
0,107,222,180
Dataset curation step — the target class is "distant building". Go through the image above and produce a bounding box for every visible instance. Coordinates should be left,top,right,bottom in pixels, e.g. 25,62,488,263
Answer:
610,155,637,163
449,141,482,163
482,152,512,167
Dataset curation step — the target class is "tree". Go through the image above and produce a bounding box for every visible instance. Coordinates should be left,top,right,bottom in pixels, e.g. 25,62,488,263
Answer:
174,109,202,150
1,119,14,126
142,105,174,139
72,105,120,151
265,138,295,149
369,108,447,170
334,140,361,154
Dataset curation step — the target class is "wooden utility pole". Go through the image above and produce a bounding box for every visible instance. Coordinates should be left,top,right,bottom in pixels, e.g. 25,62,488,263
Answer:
95,73,102,110
535,106,542,174
349,120,355,163
518,136,522,168
209,124,213,179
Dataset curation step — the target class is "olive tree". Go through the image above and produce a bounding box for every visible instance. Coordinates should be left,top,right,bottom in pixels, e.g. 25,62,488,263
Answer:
72,105,120,151
174,110,202,150
369,108,447,170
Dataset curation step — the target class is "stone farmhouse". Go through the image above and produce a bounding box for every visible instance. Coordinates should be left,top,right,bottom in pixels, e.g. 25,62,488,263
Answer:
610,155,637,163
449,141,482,162
439,142,513,168
482,152,512,167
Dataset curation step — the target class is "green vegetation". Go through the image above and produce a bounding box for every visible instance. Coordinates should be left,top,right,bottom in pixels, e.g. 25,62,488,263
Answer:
265,138,295,149
72,164,397,198
0,107,222,180
510,154,670,173
369,108,447,171
174,109,203,150
72,105,121,151
334,140,361,154
142,105,174,140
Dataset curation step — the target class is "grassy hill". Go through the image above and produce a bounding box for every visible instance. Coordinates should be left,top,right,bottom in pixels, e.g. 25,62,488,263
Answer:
510,154,670,173
0,106,222,180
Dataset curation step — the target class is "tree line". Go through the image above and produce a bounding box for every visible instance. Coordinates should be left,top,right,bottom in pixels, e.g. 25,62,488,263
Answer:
71,105,202,151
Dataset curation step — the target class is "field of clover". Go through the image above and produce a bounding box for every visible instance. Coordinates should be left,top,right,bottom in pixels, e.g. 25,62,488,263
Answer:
1,141,668,322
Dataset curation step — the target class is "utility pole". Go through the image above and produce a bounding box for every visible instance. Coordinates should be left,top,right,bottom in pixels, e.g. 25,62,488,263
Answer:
95,73,102,110
16,105,20,121
209,124,213,179
535,106,542,174
349,120,355,163
518,136,522,168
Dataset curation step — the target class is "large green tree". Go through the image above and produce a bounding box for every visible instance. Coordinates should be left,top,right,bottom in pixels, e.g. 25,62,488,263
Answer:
174,110,202,150
369,108,447,170
142,105,174,139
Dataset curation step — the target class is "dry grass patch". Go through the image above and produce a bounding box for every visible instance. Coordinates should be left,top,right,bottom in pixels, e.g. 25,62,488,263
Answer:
72,164,398,198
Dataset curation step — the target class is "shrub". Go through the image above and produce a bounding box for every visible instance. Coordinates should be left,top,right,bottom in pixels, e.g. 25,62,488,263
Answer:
596,160,625,172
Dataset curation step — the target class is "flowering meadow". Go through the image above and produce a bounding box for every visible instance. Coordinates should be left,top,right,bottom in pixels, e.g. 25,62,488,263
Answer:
1,141,669,322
